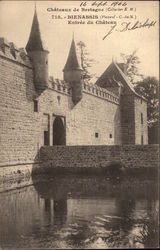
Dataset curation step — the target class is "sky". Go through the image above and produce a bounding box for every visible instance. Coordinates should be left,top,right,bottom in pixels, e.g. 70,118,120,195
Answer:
0,1,159,82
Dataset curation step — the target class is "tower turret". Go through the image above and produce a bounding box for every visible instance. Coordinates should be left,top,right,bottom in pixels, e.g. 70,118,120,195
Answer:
26,7,49,91
63,37,82,104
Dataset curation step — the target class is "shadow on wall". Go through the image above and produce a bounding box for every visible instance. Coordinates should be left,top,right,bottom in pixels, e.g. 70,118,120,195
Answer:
32,147,126,178
25,68,45,103
148,124,159,144
32,145,158,180
114,108,121,145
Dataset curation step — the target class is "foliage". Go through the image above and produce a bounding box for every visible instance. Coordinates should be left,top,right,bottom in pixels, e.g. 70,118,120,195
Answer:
134,77,159,126
120,50,143,83
77,41,96,81
121,51,159,130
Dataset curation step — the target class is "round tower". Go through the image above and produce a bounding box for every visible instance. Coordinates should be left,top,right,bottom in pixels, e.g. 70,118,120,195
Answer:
63,37,83,104
26,7,49,91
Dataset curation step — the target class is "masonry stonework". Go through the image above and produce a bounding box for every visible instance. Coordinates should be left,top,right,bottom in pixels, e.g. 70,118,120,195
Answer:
39,145,159,170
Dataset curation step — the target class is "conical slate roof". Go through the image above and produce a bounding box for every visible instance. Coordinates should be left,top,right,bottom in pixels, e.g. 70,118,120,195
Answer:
63,38,81,71
26,8,45,52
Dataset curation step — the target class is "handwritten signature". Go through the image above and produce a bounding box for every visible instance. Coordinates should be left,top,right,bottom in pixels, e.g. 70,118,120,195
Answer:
103,18,157,40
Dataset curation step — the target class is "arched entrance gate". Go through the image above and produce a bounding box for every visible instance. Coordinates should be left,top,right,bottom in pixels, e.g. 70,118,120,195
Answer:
53,116,66,145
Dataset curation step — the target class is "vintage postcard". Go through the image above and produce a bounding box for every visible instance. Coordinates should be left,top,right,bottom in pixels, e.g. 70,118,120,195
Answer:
0,0,159,249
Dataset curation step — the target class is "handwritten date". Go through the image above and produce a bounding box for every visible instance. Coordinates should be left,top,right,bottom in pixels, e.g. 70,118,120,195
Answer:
80,1,127,8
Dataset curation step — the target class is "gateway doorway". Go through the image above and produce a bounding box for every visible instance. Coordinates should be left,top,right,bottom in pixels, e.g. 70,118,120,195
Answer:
53,116,66,145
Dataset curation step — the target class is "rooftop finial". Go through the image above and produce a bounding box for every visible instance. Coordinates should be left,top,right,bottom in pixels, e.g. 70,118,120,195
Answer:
112,56,117,63
63,34,81,72
26,4,47,52
34,2,37,11
72,31,74,40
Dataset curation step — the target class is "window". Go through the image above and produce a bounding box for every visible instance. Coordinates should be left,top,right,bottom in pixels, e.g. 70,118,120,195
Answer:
141,135,144,145
34,100,38,112
44,131,49,145
141,113,143,124
95,132,98,138
57,96,61,105
109,134,112,138
43,114,50,146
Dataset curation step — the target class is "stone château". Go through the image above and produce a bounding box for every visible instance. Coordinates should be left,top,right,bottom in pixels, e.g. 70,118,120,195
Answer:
0,8,148,172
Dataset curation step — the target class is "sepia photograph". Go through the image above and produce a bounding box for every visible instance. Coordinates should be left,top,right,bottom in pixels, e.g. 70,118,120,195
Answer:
0,0,159,249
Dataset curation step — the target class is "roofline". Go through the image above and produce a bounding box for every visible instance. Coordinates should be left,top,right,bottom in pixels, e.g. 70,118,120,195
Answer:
113,61,147,101
27,49,49,54
63,68,82,72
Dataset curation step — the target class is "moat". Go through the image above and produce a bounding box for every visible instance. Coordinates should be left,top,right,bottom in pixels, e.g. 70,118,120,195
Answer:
0,175,158,249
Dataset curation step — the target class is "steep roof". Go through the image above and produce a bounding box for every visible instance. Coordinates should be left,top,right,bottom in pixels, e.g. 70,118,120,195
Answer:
63,38,81,71
96,62,121,88
114,62,138,95
26,8,46,52
96,61,146,100
114,62,146,100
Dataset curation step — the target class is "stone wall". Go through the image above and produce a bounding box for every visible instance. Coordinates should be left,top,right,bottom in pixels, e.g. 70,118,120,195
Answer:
0,45,40,167
39,145,159,170
0,37,148,173
39,89,121,146
134,96,148,144
120,94,135,144
120,94,148,145
0,38,121,169
0,145,158,191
